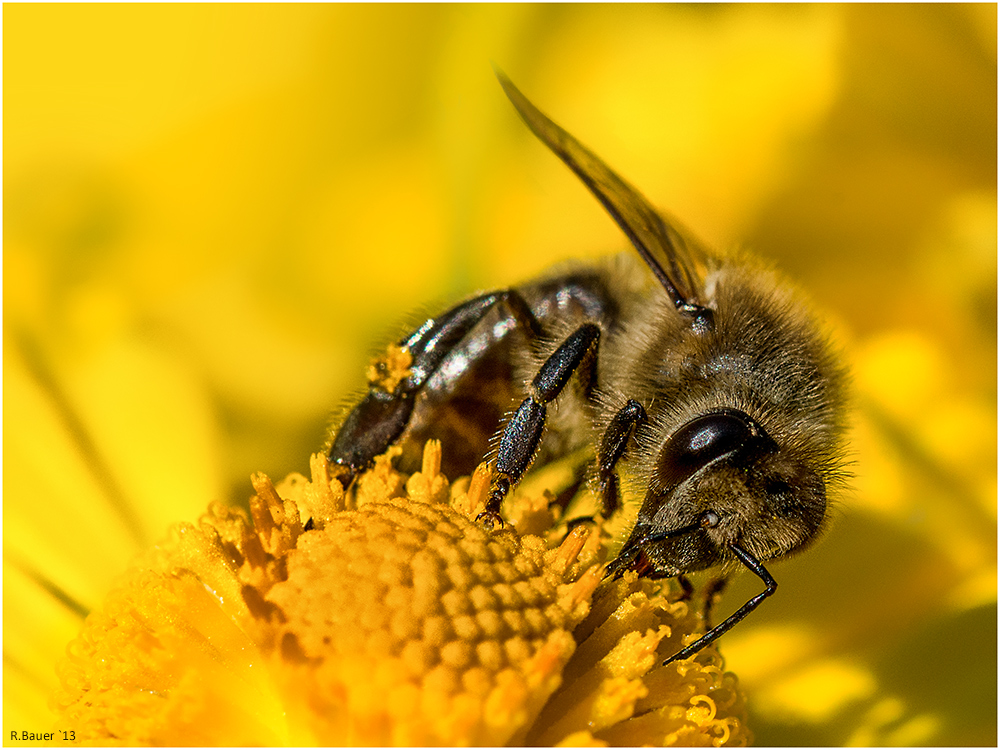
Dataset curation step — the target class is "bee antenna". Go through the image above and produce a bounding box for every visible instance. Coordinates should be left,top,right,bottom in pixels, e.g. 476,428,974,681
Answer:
663,543,777,664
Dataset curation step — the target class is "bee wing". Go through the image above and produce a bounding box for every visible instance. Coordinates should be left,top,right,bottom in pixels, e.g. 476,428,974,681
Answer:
497,69,710,311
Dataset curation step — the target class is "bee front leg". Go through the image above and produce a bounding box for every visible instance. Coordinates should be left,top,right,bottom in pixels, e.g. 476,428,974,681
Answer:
479,323,601,527
595,399,648,516
327,290,542,487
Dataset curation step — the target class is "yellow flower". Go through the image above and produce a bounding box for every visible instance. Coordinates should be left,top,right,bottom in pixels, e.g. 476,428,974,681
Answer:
51,440,750,746
6,4,995,747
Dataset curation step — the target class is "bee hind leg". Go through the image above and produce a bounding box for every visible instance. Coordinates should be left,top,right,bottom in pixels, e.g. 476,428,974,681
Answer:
327,290,542,487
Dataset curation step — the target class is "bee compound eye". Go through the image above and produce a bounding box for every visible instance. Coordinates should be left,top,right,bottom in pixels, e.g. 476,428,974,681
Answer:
656,411,759,493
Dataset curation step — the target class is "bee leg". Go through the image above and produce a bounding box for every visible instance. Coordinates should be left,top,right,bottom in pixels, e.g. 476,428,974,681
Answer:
702,575,729,629
663,543,776,664
327,290,542,487
676,574,695,602
479,323,601,527
559,463,612,532
595,399,648,516
549,462,590,515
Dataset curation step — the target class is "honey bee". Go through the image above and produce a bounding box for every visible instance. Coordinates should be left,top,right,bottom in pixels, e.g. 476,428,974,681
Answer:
325,71,848,663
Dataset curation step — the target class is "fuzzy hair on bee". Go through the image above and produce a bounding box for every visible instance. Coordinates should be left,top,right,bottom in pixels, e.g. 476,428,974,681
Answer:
324,69,849,663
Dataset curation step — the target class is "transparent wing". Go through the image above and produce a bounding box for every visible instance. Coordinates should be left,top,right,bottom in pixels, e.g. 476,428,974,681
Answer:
496,68,711,311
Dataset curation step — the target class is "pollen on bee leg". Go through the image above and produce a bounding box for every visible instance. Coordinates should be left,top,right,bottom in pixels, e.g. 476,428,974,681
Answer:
366,343,413,392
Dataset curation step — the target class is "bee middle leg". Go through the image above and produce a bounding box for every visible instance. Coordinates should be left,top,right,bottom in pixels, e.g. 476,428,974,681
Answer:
481,323,601,526
559,400,646,529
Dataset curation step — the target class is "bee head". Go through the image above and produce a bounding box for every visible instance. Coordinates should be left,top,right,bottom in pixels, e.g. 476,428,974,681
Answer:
608,409,827,579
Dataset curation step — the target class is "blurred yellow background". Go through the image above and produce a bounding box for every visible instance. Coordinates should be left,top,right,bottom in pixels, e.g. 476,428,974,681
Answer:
4,4,995,746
